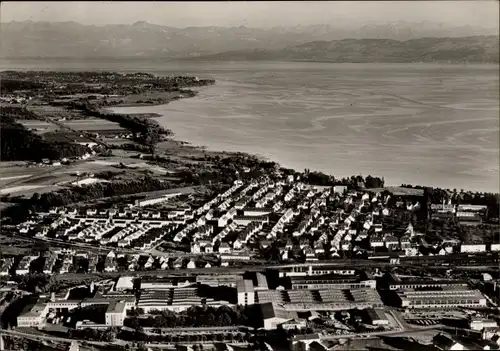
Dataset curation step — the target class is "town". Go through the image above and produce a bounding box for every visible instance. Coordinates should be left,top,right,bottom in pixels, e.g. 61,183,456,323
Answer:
1,171,499,351
0,70,499,350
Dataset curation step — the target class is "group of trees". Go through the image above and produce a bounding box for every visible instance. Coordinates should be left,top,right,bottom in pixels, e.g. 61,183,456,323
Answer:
94,170,126,180
0,115,89,161
0,105,39,120
109,143,152,153
179,154,279,186
91,108,174,147
1,337,45,351
124,305,259,330
302,169,384,188
15,273,58,293
2,175,178,222
69,328,117,342
0,78,45,93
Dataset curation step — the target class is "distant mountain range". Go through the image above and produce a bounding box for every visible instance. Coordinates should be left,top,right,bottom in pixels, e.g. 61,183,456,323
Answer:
1,21,498,62
188,36,500,63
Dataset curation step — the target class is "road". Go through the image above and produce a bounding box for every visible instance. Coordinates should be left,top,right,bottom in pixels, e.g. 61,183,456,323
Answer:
13,231,212,259
143,326,250,333
0,165,66,190
5,231,498,278
55,265,258,280
66,185,201,208
319,324,442,341
387,309,405,330
0,328,108,347
0,327,248,350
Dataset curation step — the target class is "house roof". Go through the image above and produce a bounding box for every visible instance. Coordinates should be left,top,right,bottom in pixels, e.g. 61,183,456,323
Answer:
260,302,297,321
366,308,388,322
106,300,126,314
19,300,47,318
292,333,322,341
433,333,461,349
236,279,254,294
308,341,328,351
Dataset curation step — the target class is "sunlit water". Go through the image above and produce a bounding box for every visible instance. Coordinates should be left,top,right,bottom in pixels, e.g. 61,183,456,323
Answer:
2,60,498,192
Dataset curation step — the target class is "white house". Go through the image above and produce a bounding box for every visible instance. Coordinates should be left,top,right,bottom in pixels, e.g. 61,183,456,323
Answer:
187,260,196,269
470,319,498,331
461,244,486,253
433,333,465,351
261,303,297,330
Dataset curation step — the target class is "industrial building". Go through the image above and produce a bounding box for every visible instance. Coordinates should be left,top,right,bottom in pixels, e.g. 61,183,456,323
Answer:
395,288,487,309
279,264,356,278
256,288,383,311
365,308,389,326
386,277,469,291
260,302,300,330
105,300,127,326
138,287,229,313
237,279,255,306
290,275,376,290
134,192,182,207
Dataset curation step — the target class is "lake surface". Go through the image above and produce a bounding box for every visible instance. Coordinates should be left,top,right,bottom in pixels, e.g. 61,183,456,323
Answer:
2,60,499,192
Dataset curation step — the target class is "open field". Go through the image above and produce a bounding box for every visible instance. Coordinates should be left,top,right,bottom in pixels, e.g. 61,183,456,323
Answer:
0,132,229,201
0,148,188,199
19,118,124,132
27,105,89,120
0,164,53,186
126,162,175,174
0,175,32,182
156,139,236,164
0,185,45,195
369,187,425,196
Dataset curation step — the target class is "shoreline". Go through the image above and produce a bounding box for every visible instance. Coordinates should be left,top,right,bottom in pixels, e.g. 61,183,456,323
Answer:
106,94,278,164
108,87,498,194
98,88,200,115
109,83,499,194
3,69,497,194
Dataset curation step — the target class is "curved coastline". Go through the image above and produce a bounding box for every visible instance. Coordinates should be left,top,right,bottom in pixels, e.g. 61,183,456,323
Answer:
109,75,499,194
107,86,273,163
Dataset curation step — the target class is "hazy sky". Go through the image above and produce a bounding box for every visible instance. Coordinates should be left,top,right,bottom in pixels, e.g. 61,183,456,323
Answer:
1,1,499,28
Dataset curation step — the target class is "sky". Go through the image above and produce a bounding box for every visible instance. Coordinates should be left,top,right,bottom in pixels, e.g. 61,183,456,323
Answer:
1,1,499,28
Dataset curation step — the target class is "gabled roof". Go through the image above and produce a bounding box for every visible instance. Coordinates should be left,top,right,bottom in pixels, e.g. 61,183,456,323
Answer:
433,333,461,349
260,302,297,321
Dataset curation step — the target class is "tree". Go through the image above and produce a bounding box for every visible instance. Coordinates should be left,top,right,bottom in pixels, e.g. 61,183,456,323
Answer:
216,311,233,326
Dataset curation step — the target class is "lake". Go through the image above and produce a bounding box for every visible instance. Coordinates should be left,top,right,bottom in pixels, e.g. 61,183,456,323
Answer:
1,60,498,192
